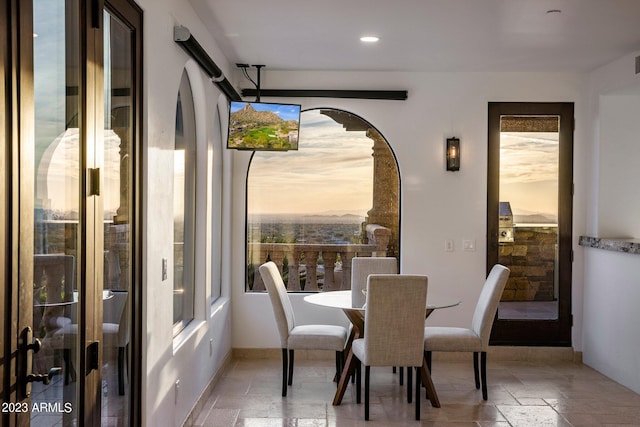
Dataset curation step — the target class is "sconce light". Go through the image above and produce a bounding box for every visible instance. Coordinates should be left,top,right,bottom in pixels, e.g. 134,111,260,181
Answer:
446,137,460,171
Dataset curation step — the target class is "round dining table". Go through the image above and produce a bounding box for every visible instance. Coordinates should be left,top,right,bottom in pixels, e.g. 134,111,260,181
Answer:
304,290,460,407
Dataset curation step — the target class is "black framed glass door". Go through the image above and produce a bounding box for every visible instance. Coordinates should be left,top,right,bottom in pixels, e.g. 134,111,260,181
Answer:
487,102,574,346
2,0,141,425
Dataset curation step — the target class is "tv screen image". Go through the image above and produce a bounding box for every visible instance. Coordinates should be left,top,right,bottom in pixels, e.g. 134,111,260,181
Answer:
227,101,301,150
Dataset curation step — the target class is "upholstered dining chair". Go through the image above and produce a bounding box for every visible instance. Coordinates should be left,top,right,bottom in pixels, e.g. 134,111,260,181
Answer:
34,254,76,384
103,290,130,395
351,257,398,308
423,264,510,400
34,254,76,335
259,261,348,397
350,256,402,381
351,274,428,421
49,290,129,392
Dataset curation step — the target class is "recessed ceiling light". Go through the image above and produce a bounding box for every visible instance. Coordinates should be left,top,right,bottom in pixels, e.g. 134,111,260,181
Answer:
360,36,379,43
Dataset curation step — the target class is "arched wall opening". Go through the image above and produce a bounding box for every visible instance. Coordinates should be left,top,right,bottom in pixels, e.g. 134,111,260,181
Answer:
245,107,400,292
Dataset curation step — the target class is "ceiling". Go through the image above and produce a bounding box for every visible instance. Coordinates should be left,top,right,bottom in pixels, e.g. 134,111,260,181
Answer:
191,0,640,73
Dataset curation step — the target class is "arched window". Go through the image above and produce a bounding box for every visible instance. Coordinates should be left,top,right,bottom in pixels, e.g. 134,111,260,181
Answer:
173,70,197,333
246,108,400,292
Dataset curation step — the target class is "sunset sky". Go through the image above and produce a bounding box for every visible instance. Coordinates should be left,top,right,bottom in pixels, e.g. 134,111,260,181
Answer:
247,110,374,216
248,114,560,219
499,131,559,221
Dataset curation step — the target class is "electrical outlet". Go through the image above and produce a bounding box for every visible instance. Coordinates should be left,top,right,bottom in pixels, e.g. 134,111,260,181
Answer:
162,258,168,281
175,380,180,404
444,239,454,252
209,338,214,357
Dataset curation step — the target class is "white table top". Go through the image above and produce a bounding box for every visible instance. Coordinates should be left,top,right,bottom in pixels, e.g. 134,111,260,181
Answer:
34,290,114,307
304,290,460,311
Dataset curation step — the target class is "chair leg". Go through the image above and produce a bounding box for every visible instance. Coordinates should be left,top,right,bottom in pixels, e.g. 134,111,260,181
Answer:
399,366,404,385
62,349,76,385
118,346,126,395
356,361,362,404
288,349,295,386
473,351,480,389
425,351,432,372
351,352,355,383
481,351,488,400
335,351,342,384
393,366,397,373
281,348,288,397
407,366,413,403
364,366,370,421
415,367,421,421
421,356,440,407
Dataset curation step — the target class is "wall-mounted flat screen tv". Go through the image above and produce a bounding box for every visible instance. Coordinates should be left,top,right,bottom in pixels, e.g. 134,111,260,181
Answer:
227,101,301,150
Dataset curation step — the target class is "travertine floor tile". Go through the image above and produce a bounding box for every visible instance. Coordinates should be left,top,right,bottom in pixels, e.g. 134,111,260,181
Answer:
190,358,640,426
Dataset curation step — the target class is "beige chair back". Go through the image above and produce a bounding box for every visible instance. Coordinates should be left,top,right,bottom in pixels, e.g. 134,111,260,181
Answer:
104,291,130,347
351,257,397,308
34,254,76,332
471,264,510,348
364,274,428,367
260,262,295,348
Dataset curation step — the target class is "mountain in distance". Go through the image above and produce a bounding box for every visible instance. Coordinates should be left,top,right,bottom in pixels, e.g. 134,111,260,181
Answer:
231,103,284,126
229,104,299,149
314,209,368,217
300,213,364,223
512,209,557,224
249,212,365,224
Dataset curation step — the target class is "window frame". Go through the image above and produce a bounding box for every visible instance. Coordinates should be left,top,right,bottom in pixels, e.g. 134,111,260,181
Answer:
173,69,197,336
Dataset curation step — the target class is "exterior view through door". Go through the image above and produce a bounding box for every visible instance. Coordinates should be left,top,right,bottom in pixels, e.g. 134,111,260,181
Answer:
487,102,573,346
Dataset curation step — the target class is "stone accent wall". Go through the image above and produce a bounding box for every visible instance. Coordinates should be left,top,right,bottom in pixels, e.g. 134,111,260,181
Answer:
499,226,557,301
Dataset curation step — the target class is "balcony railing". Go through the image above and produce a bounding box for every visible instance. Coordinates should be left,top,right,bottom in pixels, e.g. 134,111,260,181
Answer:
247,224,391,292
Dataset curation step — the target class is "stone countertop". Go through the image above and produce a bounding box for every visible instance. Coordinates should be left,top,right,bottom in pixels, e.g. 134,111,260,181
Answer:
579,236,640,255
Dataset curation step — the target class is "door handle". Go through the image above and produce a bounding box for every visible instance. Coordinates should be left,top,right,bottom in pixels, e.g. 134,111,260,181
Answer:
19,326,62,397
27,367,63,385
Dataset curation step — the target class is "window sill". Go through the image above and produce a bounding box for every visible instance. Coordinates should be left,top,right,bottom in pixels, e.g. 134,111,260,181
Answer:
210,296,230,319
173,319,207,354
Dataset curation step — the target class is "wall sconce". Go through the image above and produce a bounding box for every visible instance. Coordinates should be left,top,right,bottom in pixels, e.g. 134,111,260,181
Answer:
446,137,460,171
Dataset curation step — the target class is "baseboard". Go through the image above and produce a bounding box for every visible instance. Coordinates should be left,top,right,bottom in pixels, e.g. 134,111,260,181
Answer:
233,348,339,360
233,347,581,362
181,349,233,427
432,346,578,362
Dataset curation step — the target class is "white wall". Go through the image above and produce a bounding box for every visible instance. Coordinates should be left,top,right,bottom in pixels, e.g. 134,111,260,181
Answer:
137,0,234,425
229,70,589,351
597,91,640,237
582,249,640,394
582,50,640,394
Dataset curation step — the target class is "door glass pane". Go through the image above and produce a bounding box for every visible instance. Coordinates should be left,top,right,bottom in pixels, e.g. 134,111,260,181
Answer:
103,10,132,424
32,0,80,424
497,116,559,320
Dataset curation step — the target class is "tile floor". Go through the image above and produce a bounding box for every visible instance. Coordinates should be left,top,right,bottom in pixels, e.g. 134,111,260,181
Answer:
191,355,640,427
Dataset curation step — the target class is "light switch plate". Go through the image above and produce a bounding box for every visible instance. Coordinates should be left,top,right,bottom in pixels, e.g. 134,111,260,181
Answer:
462,239,476,251
445,239,454,252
